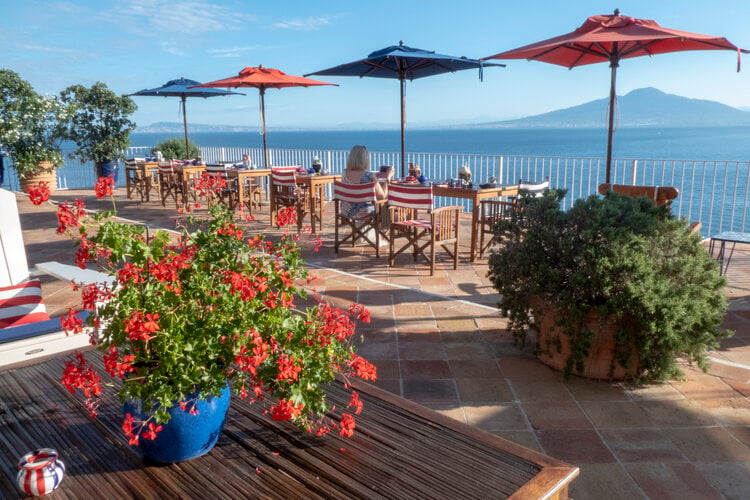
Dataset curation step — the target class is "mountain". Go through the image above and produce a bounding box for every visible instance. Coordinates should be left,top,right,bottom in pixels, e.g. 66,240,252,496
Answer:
476,87,750,128
136,122,257,133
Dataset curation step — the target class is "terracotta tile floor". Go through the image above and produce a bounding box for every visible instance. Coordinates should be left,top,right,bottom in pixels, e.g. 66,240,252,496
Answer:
13,188,750,499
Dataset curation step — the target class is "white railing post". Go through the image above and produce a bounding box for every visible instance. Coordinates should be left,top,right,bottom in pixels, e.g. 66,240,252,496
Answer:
630,159,638,185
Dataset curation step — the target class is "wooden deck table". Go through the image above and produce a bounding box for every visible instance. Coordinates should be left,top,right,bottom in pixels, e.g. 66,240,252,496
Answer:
0,352,577,499
433,184,520,262
295,173,340,233
227,168,271,215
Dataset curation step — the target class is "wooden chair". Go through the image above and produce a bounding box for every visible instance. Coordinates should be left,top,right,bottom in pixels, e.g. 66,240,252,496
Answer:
203,164,236,208
1,188,111,367
157,162,181,207
124,158,146,201
597,183,678,207
519,177,550,197
234,171,264,215
333,180,388,257
598,183,701,234
269,166,307,232
478,198,518,258
387,183,461,276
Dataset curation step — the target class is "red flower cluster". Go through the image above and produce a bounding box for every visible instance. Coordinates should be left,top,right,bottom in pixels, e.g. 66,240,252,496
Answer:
123,311,160,342
348,354,378,381
339,413,356,438
122,414,162,445
103,346,135,379
348,391,363,414
56,199,87,235
193,173,227,199
94,176,115,199
61,353,102,416
28,181,51,205
276,354,302,382
276,206,297,227
270,398,304,421
61,308,84,335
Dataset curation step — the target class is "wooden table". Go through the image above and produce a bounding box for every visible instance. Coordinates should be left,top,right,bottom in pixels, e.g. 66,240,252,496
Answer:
295,173,340,233
0,352,577,499
132,162,161,202
226,169,271,214
433,184,520,262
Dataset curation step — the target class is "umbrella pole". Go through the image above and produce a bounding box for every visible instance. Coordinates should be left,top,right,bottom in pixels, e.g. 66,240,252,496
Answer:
182,96,190,159
605,61,618,184
400,78,406,178
260,88,269,169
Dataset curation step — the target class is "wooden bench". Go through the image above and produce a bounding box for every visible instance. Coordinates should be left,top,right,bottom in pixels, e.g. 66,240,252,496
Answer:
0,351,578,498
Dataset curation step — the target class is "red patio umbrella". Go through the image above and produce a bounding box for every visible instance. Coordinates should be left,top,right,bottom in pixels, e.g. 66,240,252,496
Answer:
483,9,746,183
191,66,336,168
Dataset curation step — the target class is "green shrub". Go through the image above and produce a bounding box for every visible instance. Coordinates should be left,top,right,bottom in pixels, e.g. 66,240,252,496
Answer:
153,137,199,161
488,189,730,381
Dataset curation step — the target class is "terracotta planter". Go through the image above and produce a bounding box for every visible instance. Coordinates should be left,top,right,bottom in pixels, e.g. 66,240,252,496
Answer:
531,298,639,380
19,162,57,194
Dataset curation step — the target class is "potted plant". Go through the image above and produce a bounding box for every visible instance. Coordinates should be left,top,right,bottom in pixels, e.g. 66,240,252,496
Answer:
38,178,376,463
0,69,67,192
488,189,730,381
59,82,137,183
154,137,200,161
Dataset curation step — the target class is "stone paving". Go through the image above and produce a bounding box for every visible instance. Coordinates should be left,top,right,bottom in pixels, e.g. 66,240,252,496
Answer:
12,187,750,500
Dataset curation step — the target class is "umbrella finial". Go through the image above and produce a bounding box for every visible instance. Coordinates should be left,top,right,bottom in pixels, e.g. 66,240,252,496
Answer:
399,40,404,46
614,8,620,16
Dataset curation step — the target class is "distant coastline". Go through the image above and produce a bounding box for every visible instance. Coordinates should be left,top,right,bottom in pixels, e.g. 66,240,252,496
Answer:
131,126,750,161
136,87,750,133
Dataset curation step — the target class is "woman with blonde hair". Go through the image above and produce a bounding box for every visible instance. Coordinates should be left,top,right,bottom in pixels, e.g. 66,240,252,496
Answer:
340,145,392,218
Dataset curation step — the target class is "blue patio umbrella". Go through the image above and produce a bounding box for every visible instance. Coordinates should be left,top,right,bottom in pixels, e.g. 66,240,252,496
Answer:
306,42,504,176
128,78,243,156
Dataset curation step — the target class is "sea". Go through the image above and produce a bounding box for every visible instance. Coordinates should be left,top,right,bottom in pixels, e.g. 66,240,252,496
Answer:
130,126,750,161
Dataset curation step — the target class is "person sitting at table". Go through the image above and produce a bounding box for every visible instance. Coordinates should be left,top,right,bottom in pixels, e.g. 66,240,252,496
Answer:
341,145,392,218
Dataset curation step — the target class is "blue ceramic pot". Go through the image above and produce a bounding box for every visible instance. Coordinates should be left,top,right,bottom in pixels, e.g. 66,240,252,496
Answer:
123,384,231,464
96,159,119,183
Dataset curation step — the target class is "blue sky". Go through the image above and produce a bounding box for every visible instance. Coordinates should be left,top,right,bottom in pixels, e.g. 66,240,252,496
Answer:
3,0,749,129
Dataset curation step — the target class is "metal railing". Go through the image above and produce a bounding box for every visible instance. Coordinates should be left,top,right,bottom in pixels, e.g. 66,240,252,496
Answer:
3,146,748,238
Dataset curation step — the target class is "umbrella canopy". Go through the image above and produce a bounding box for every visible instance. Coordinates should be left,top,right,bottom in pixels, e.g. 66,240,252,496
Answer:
191,66,336,168
483,9,746,183
128,78,242,157
306,41,504,176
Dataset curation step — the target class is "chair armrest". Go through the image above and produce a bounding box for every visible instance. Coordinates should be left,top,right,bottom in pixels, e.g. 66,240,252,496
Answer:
35,262,114,286
432,205,463,214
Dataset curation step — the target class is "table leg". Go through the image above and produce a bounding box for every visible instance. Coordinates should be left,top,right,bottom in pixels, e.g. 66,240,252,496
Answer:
470,201,480,262
316,184,325,232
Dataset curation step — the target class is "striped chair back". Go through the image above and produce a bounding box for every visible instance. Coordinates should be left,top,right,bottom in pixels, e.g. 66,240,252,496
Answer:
271,166,298,188
157,162,174,174
333,180,377,205
387,184,433,211
519,177,550,197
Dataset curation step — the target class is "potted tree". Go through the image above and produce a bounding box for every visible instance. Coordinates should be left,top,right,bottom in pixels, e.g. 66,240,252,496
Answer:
36,178,375,463
154,137,200,161
0,69,67,192
60,82,137,183
488,189,730,381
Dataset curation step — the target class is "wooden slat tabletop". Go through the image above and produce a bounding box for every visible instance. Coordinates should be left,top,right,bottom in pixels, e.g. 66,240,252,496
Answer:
0,352,577,499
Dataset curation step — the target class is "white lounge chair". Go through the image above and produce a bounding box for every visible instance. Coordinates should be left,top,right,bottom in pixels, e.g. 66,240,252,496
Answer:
0,188,111,368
